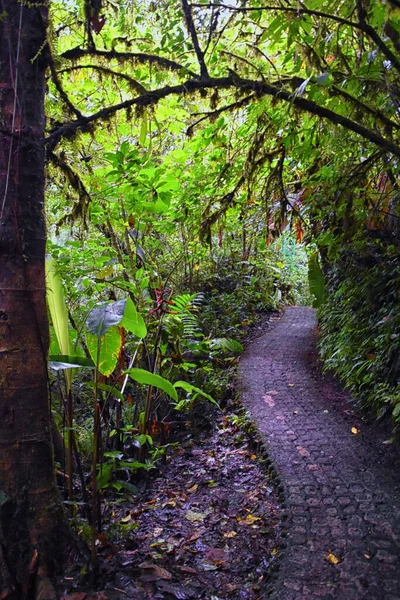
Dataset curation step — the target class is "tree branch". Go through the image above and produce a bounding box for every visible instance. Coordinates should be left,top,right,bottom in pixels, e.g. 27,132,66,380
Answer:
58,65,148,94
45,75,400,158
61,46,198,78
181,0,209,78
47,48,83,119
356,0,400,74
191,3,360,29
193,1,400,72
187,94,256,135
272,76,400,132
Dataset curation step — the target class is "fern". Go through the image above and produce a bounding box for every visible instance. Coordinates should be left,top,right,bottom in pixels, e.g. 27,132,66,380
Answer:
210,337,243,355
172,293,203,339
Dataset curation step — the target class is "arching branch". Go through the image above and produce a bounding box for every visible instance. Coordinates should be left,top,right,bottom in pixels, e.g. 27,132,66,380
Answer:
192,2,400,72
61,46,198,78
47,49,83,119
58,65,148,94
45,75,400,158
191,3,360,29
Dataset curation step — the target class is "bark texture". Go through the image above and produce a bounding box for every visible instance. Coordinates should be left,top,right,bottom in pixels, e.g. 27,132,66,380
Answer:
0,2,66,596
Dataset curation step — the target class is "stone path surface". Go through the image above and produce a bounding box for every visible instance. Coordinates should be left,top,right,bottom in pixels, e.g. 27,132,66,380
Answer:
239,306,400,600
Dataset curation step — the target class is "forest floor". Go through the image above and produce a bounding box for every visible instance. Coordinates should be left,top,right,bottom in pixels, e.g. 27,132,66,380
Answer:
58,316,283,600
240,306,400,600
58,307,400,600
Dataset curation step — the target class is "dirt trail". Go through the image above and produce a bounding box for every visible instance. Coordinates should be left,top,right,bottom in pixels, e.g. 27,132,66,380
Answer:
239,306,400,600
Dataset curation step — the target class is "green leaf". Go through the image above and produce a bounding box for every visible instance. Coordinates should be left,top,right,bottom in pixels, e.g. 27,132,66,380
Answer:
308,252,325,308
174,381,219,407
46,257,71,355
210,338,243,354
115,480,138,494
49,354,95,370
97,463,114,490
86,381,125,402
86,326,122,376
0,490,9,507
139,115,147,146
86,299,126,336
124,368,178,402
120,297,147,338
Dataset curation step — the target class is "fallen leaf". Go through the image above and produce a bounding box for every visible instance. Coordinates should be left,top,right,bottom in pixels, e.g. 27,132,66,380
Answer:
351,427,359,435
205,547,227,564
120,514,131,524
307,464,319,471
326,552,341,565
288,383,295,387
185,510,208,523
187,484,198,493
176,565,198,574
139,562,172,580
238,514,261,525
223,530,237,538
188,529,203,542
156,581,192,599
250,454,257,460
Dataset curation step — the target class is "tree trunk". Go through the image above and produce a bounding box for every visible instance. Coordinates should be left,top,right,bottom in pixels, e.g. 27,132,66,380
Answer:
0,1,67,596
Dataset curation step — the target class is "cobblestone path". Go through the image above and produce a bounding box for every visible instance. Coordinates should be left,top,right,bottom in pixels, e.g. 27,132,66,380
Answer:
239,307,400,600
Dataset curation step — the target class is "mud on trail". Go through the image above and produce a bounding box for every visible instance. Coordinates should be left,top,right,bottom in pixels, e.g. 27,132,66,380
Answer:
239,306,400,600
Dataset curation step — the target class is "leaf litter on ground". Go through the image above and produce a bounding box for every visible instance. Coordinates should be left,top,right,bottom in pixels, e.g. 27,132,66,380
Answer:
60,415,282,599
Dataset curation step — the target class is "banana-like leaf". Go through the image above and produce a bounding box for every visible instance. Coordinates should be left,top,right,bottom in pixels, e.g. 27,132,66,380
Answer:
124,368,178,402
46,257,71,356
86,326,122,376
46,257,73,389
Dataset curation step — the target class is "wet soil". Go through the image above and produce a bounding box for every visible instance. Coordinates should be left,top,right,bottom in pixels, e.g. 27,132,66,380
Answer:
59,414,282,600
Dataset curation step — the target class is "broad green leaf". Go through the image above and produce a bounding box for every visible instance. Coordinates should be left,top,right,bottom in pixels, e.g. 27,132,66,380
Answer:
124,368,178,402
49,354,95,370
86,326,122,376
46,257,71,357
174,381,219,407
120,297,147,338
86,299,126,336
46,257,73,390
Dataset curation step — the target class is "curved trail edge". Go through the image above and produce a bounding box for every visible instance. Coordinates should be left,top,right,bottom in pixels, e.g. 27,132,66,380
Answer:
239,307,400,600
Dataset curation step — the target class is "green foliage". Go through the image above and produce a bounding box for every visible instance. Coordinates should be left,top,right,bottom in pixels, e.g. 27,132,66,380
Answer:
124,368,178,403
319,240,400,424
308,252,325,308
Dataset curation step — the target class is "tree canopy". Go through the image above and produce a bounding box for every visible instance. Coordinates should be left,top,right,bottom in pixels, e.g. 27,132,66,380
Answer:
47,0,400,256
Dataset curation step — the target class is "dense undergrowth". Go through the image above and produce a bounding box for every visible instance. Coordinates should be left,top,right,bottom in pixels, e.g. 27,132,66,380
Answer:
319,238,400,430
48,222,310,557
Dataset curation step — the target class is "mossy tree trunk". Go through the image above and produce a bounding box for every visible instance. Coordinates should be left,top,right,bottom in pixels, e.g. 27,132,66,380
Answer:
0,1,68,596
